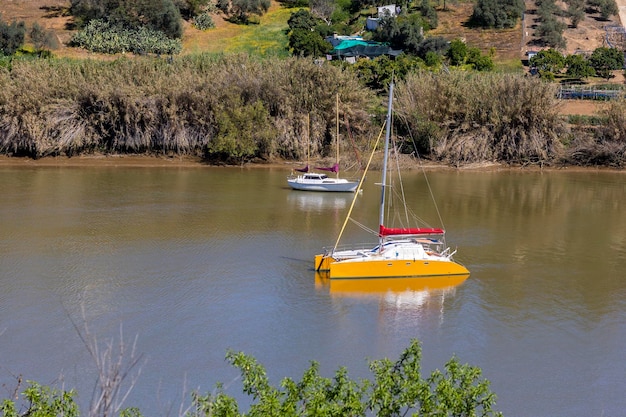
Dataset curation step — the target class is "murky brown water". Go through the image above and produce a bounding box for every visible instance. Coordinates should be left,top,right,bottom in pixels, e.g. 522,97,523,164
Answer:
1,166,625,416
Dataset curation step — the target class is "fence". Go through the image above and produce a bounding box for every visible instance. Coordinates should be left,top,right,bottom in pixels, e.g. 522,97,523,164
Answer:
558,85,625,100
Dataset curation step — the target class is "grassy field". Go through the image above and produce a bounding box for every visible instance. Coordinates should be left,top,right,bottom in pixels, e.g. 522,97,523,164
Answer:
181,2,295,57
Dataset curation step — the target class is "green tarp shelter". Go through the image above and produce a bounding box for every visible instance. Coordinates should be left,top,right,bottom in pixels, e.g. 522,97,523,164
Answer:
329,40,402,59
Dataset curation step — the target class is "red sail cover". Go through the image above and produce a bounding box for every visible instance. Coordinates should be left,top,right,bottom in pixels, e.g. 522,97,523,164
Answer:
315,163,339,173
296,165,309,173
379,225,444,236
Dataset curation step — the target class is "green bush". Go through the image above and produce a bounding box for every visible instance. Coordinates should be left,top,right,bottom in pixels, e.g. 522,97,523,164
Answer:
0,15,26,56
28,22,59,51
188,339,502,417
0,340,503,417
0,381,78,417
192,12,216,30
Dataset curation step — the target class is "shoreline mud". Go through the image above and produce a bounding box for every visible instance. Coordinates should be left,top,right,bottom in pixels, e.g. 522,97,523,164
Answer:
1,155,624,173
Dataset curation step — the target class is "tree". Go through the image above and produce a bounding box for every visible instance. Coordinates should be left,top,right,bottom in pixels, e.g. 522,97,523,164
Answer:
0,15,26,56
565,53,595,79
350,0,379,13
587,0,619,20
424,50,442,67
228,0,271,22
310,0,335,25
374,14,425,55
289,29,331,57
280,0,309,7
208,99,276,164
537,0,558,18
535,17,567,49
28,22,59,52
467,47,494,71
416,35,448,60
141,0,183,38
70,0,183,38
566,0,585,27
530,48,566,77
70,0,109,26
471,0,524,28
588,47,625,80
287,9,318,31
447,38,468,66
420,0,438,29
445,39,493,71
175,0,213,19
350,54,422,90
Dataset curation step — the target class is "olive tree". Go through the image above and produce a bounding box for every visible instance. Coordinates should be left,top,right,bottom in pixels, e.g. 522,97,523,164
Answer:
70,0,183,38
217,0,271,23
29,22,59,51
0,15,26,56
471,0,524,28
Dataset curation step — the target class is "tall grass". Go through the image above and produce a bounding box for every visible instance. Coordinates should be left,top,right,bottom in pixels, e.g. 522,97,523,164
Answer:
563,98,626,167
395,72,566,165
1,56,623,166
0,55,372,161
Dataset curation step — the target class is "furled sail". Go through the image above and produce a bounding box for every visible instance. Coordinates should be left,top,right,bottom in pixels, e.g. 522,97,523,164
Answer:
315,163,339,173
295,165,309,173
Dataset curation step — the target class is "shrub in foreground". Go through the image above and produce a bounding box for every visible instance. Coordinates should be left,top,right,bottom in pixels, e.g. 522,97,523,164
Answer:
1,339,502,417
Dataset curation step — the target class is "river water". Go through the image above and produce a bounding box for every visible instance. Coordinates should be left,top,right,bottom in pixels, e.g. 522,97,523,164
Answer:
1,165,625,417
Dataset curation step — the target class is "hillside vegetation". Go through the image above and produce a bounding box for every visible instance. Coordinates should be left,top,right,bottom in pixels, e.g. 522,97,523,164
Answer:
2,0,622,62
0,0,625,167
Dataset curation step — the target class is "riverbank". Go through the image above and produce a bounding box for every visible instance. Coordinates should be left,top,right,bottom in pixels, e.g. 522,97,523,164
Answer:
0,154,209,168
2,154,624,173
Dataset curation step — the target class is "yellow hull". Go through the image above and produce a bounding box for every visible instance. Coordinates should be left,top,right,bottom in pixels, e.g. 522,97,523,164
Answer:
315,271,469,295
315,254,469,279
315,254,333,271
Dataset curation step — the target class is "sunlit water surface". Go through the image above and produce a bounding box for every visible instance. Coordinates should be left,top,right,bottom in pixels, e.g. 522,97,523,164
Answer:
1,166,625,417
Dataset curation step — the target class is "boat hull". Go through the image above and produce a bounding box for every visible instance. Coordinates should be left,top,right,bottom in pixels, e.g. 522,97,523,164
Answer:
315,254,469,279
288,178,359,192
315,272,470,294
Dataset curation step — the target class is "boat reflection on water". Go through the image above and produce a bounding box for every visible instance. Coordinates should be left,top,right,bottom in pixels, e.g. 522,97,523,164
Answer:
315,272,469,309
287,191,354,212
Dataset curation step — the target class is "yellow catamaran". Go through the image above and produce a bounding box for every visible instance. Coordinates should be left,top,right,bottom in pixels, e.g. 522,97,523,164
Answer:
315,82,469,280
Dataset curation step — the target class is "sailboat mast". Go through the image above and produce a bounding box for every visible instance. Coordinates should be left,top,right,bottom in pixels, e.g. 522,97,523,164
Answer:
379,82,394,243
306,113,310,167
335,93,339,179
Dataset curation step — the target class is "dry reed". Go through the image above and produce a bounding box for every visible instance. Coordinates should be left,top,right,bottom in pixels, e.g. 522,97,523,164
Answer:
0,55,372,161
1,57,624,167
